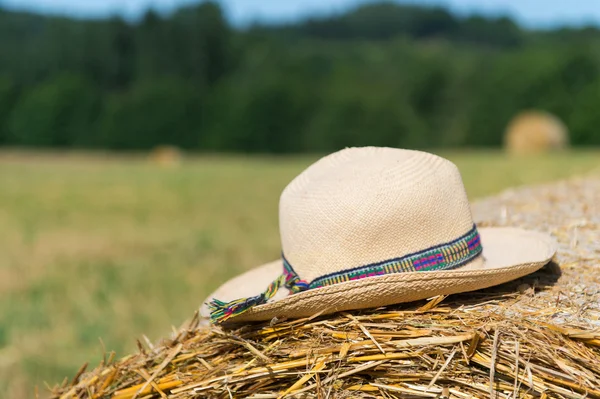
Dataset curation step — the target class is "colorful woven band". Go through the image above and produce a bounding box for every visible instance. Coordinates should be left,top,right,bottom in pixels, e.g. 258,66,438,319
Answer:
294,224,482,289
209,225,482,323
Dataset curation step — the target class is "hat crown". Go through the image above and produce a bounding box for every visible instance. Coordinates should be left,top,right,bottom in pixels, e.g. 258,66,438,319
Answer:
279,147,476,283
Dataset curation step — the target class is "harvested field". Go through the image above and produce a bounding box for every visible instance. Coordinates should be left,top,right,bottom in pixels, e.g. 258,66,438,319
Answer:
50,175,600,399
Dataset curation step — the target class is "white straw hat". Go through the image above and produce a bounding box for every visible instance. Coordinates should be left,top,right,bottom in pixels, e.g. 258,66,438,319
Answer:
203,147,556,324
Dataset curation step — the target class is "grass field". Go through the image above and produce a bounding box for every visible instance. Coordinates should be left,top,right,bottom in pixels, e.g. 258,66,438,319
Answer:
0,149,598,398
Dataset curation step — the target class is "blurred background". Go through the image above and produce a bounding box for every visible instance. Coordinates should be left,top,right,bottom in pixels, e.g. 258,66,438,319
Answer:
0,0,599,397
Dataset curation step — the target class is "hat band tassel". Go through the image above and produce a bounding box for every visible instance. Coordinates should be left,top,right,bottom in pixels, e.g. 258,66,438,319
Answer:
208,268,309,323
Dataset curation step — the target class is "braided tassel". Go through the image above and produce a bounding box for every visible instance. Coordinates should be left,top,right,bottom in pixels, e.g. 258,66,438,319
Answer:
209,257,310,324
209,275,286,324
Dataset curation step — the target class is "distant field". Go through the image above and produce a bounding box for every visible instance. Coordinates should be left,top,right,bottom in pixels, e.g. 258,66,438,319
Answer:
0,149,598,398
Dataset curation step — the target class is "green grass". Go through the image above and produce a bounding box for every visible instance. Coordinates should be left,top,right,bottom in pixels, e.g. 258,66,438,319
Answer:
0,150,598,398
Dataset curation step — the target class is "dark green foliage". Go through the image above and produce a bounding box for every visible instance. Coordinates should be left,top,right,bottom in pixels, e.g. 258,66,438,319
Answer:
204,75,317,153
99,79,202,149
292,3,460,40
9,74,102,147
0,77,19,143
0,1,599,152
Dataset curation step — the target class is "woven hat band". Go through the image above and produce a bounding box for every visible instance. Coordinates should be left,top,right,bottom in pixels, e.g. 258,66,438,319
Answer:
209,225,482,324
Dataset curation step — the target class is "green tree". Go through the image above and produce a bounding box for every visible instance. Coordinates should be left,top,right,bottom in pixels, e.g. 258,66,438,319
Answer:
204,74,317,153
9,74,101,147
99,79,202,150
458,16,522,47
105,17,136,90
136,2,231,88
0,77,19,144
171,2,233,85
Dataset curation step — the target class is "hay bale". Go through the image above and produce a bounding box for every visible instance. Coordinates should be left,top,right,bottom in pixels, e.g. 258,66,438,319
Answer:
49,176,600,399
148,146,183,167
504,110,569,154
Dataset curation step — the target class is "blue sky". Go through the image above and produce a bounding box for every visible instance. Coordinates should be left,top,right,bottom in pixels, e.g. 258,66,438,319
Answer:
1,0,600,28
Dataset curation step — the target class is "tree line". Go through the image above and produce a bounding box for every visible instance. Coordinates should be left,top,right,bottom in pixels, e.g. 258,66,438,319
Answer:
0,1,599,152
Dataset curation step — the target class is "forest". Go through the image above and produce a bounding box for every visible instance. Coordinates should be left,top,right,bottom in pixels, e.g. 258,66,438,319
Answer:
1,1,599,152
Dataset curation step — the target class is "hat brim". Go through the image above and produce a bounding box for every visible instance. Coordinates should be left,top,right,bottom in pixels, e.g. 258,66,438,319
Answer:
201,227,556,323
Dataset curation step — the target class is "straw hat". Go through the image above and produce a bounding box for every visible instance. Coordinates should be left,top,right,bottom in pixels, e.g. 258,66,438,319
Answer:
202,147,556,324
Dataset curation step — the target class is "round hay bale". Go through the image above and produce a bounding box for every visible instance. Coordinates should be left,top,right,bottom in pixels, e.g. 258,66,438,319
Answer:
149,145,183,167
503,110,569,154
